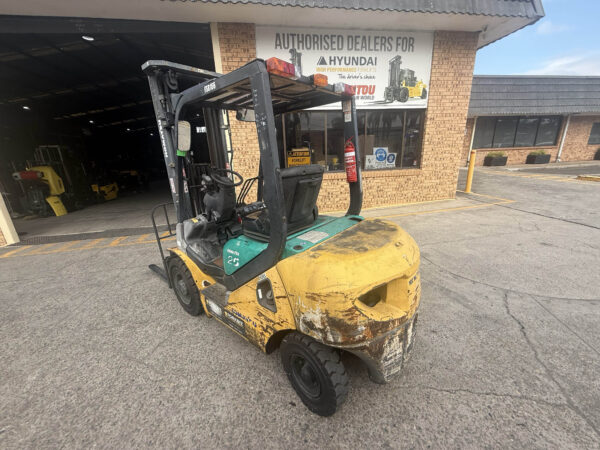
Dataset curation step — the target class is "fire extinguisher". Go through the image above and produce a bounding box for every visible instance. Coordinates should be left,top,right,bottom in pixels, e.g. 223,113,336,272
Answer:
344,137,358,183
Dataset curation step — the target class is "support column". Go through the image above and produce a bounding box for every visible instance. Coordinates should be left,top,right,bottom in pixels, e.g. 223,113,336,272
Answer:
0,194,19,246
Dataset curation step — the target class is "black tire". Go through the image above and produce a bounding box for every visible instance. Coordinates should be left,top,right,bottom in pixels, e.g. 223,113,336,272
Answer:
168,256,204,316
421,87,427,99
280,332,349,416
398,87,409,103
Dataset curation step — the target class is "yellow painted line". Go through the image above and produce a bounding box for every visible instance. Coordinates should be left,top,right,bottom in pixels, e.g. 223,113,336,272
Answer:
0,234,172,258
116,236,176,247
136,233,151,243
108,236,127,247
480,170,585,184
325,196,455,215
26,243,56,255
577,175,600,182
0,245,32,258
79,238,105,250
379,200,514,219
37,241,79,255
378,190,514,219
456,190,513,203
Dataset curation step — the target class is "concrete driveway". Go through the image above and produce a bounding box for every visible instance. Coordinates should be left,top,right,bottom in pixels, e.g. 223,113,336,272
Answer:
1,165,599,448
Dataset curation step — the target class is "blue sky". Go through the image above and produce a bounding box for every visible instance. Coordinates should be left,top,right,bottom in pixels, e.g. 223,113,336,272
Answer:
474,0,600,75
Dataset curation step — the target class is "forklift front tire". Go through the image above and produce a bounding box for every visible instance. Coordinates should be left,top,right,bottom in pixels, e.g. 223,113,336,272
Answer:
398,87,409,103
168,256,204,316
421,88,428,100
281,332,349,416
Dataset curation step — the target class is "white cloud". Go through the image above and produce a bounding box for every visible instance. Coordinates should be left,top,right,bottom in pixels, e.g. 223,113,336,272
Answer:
536,20,569,35
523,53,600,75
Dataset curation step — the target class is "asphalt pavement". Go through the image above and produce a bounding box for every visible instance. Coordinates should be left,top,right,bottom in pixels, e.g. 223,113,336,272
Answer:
1,164,599,448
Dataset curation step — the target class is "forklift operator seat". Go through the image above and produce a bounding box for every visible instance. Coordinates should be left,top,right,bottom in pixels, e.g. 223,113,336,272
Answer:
243,164,324,241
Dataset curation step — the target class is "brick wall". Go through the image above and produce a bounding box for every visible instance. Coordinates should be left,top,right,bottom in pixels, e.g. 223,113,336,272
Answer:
461,116,600,165
470,146,559,166
215,25,479,210
216,23,261,182
560,115,600,162
461,117,565,166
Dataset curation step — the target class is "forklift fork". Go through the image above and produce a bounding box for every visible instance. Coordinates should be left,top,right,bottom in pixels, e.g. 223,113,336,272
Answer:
149,203,176,288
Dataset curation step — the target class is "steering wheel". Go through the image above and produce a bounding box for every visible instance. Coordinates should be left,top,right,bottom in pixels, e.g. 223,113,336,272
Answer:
210,168,244,187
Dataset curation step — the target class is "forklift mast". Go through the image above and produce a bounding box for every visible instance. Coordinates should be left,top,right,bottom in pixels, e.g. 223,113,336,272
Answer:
143,61,224,223
388,55,403,88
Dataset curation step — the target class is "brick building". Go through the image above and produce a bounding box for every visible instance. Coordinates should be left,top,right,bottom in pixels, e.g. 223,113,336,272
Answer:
0,0,544,245
463,76,600,166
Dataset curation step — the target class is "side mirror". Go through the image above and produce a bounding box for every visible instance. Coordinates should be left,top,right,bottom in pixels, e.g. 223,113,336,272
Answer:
177,120,191,151
236,108,256,122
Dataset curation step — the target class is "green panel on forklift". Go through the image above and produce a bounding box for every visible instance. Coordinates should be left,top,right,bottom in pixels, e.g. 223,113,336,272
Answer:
223,215,363,275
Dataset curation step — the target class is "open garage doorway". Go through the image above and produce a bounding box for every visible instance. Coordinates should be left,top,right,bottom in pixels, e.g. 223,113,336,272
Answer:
0,16,214,243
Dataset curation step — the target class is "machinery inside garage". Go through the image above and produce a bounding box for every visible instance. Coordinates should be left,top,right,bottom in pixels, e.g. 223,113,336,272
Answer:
0,16,214,241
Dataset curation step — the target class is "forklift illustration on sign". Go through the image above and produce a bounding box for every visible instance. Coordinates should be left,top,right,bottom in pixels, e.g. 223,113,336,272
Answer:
383,55,427,103
143,57,421,416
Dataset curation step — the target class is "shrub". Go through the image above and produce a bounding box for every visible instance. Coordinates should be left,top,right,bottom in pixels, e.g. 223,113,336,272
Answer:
486,151,506,158
529,150,548,156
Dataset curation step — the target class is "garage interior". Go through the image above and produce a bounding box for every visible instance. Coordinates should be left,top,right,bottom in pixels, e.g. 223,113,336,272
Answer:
0,16,214,242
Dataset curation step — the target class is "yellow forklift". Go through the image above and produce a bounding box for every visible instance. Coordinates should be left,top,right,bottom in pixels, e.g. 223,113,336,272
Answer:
12,166,68,217
143,57,421,416
384,55,427,103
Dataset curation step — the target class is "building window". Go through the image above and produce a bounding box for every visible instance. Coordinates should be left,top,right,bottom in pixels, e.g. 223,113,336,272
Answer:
473,116,563,149
536,117,562,146
514,117,539,147
492,117,518,148
472,117,495,149
588,123,600,145
279,109,425,171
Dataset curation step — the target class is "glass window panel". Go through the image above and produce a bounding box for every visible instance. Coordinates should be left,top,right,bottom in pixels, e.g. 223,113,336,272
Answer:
589,123,600,145
402,110,424,168
492,117,518,148
473,117,495,149
535,116,562,146
365,110,404,170
284,111,325,168
514,117,539,147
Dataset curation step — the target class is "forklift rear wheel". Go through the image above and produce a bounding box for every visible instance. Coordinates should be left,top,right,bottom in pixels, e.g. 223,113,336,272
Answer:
280,332,349,416
168,257,204,316
421,88,428,99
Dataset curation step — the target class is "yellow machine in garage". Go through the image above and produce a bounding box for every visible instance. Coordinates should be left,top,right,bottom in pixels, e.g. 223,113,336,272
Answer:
91,182,119,201
13,166,67,216
144,57,421,416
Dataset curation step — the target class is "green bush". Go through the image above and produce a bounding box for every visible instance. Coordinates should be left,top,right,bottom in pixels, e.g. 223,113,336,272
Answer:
528,150,548,156
486,151,506,158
